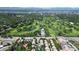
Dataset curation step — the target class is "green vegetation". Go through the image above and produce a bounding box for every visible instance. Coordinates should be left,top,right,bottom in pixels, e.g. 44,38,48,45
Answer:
0,13,79,37
52,38,62,51
7,38,32,51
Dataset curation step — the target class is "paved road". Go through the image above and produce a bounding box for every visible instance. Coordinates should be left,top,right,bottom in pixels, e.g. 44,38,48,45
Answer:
0,46,11,51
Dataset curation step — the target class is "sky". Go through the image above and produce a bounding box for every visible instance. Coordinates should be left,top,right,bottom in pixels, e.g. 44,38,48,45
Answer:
0,0,79,7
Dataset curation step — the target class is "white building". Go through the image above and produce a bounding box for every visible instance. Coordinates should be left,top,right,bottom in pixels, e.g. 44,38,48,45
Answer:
41,28,45,37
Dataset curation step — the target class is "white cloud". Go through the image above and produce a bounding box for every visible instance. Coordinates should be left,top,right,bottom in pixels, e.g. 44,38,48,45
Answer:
0,0,79,7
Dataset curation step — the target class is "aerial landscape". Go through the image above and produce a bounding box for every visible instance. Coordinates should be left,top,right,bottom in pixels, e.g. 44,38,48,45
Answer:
0,7,79,51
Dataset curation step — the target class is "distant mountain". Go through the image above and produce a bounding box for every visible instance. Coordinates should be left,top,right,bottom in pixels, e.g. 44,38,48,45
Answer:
0,7,79,13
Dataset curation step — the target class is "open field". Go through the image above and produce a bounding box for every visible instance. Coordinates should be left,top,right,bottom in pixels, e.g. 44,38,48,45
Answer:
0,13,79,37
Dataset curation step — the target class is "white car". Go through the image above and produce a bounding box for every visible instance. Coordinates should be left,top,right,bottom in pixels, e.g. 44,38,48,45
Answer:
0,45,3,48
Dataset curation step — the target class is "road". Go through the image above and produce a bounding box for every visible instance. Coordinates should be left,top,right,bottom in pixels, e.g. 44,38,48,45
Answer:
57,37,78,51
